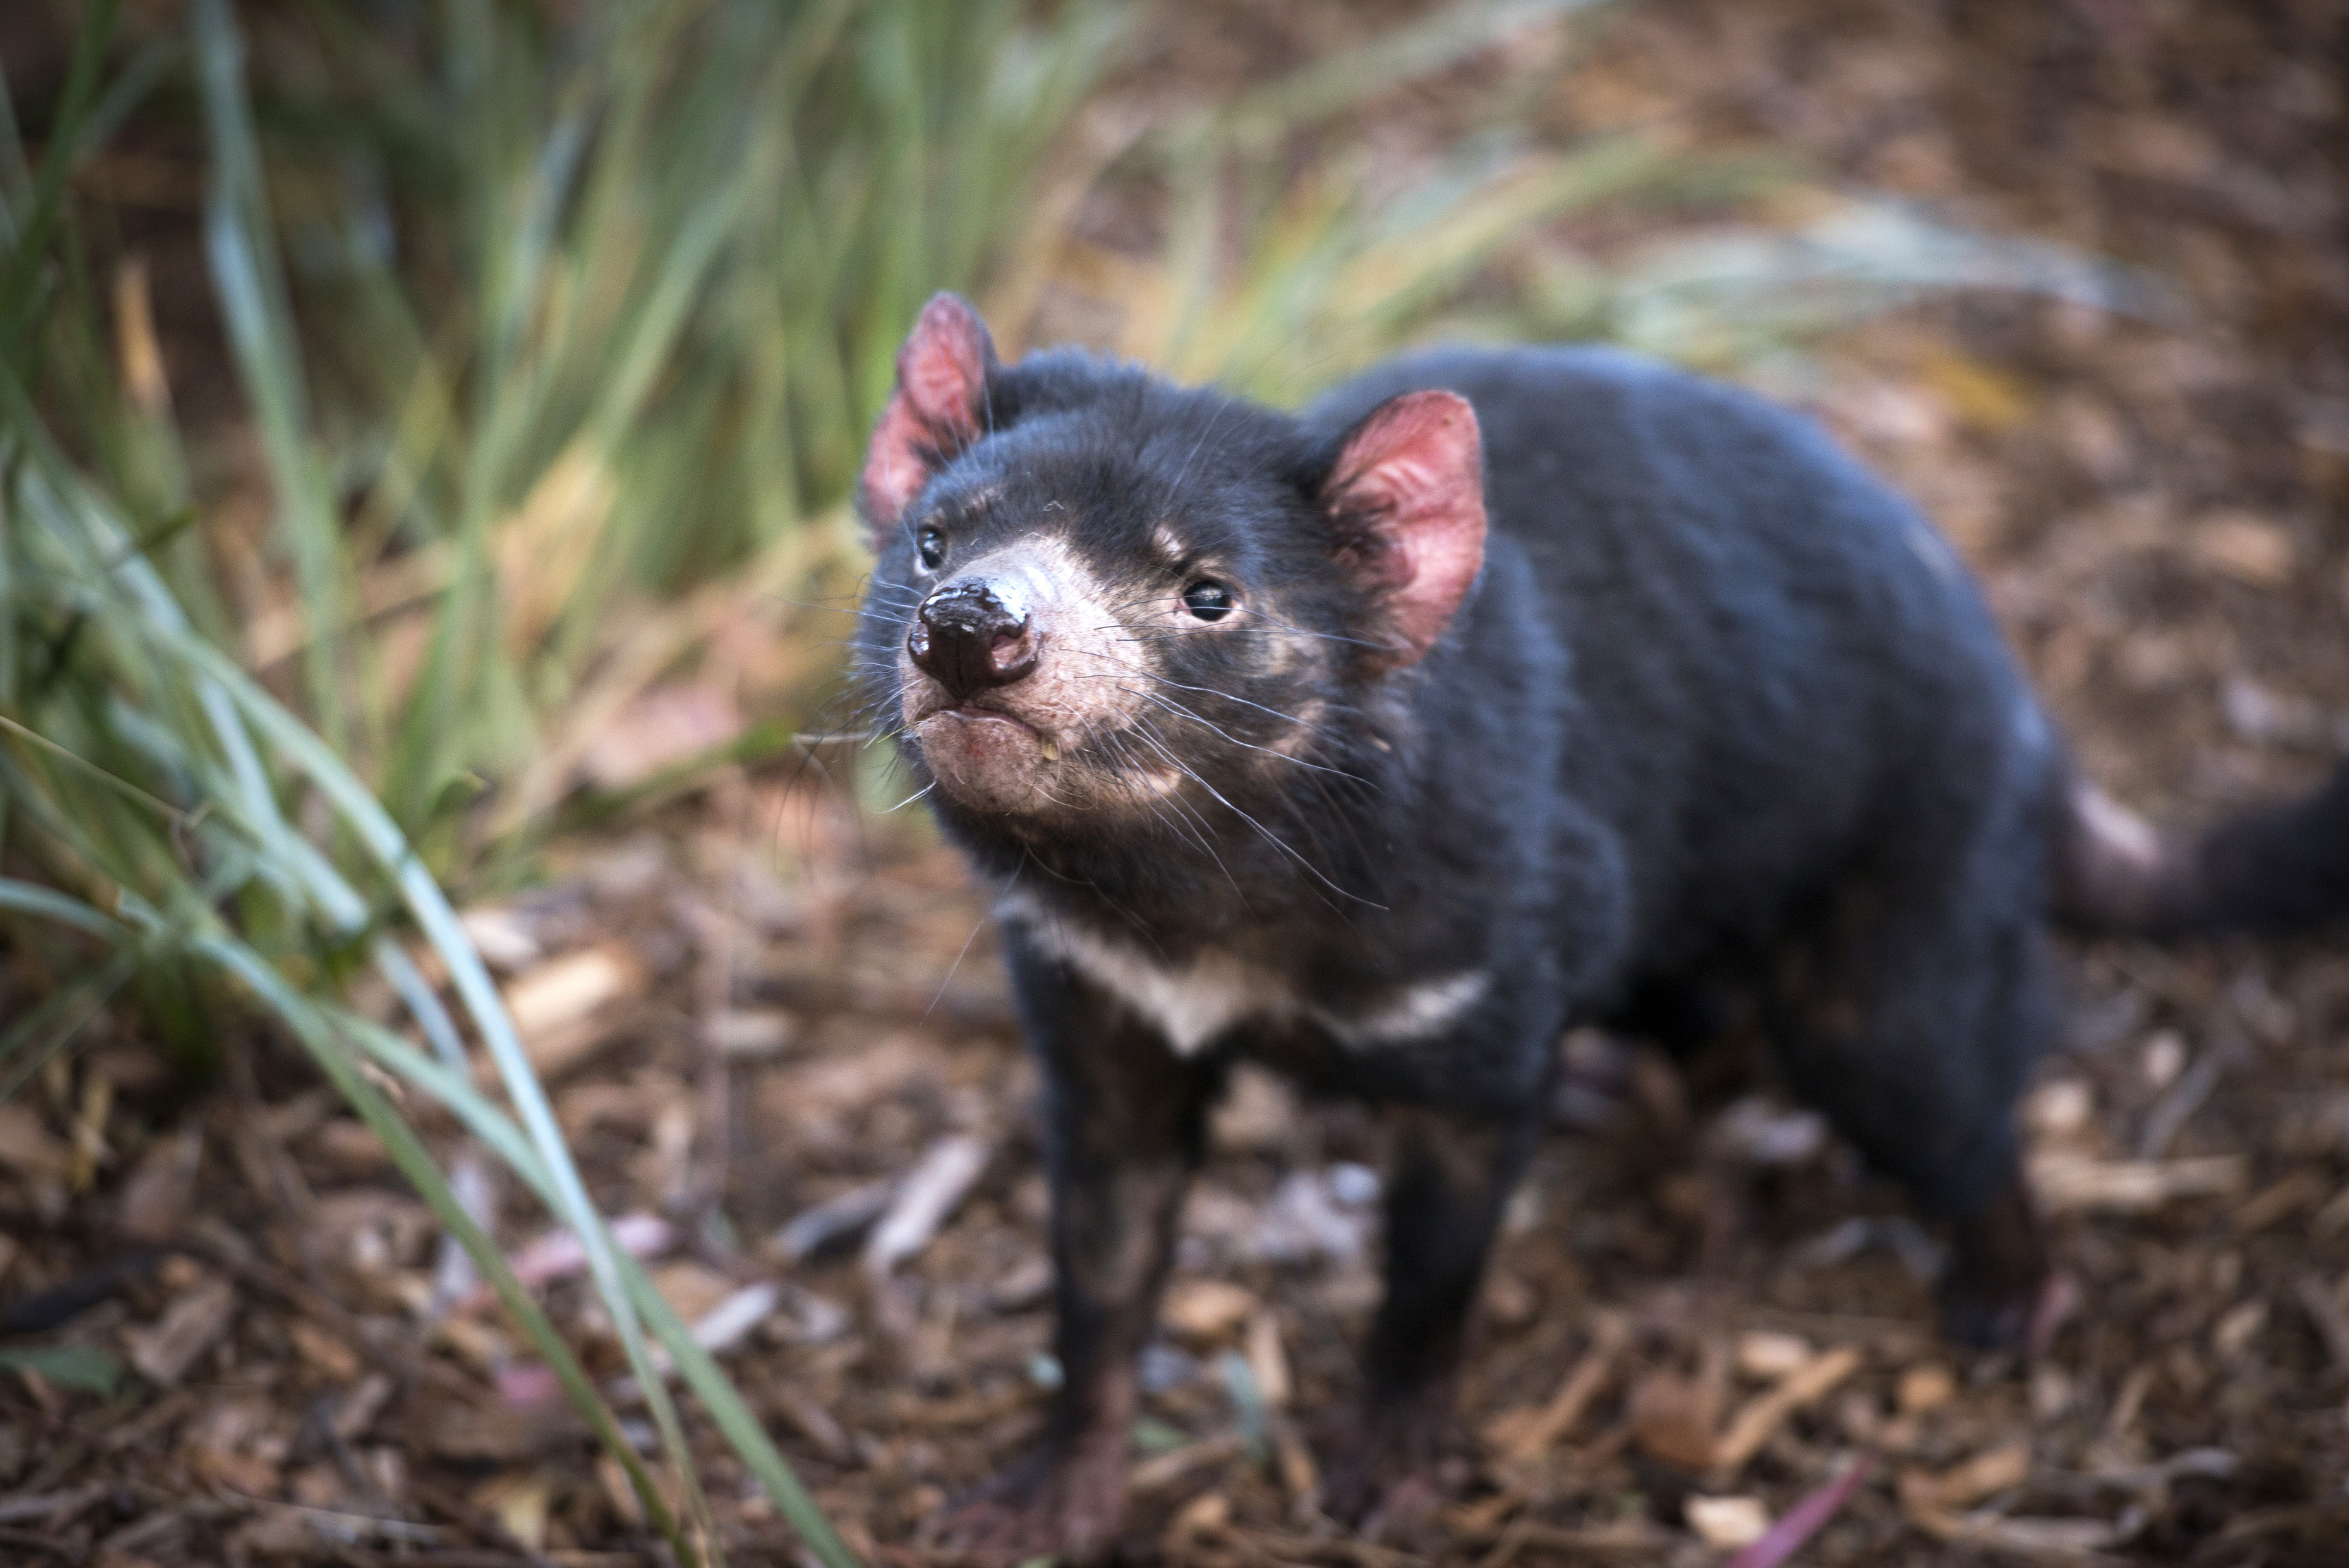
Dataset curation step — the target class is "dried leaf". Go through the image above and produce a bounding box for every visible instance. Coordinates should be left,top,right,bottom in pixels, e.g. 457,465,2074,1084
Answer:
116,1126,200,1241
1629,1368,1719,1471
472,1469,554,1552
0,1103,72,1178
650,1261,739,1325
122,1277,236,1387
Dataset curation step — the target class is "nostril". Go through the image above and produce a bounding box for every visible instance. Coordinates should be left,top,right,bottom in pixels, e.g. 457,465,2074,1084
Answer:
987,624,1037,679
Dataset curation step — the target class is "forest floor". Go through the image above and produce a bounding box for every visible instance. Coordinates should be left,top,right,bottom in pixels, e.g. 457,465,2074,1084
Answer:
4,1,2348,1564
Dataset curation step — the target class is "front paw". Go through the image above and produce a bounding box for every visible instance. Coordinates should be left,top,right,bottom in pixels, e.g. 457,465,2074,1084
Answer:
1315,1396,1464,1543
1940,1174,2073,1356
926,1435,1130,1563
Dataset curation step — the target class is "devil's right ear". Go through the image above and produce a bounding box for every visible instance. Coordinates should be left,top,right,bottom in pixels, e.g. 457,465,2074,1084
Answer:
860,294,999,541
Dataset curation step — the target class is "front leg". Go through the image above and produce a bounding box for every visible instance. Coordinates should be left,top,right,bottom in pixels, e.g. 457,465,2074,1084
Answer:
1320,1099,1546,1533
937,939,1212,1560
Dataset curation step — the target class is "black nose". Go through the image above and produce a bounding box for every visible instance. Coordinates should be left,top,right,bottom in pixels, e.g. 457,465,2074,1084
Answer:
908,577,1038,697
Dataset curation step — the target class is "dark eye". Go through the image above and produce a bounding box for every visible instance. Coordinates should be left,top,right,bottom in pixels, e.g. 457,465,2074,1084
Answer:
1181,579,1235,622
917,526,947,570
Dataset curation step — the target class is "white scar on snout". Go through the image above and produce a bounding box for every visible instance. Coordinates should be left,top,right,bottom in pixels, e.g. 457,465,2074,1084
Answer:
1000,891,1490,1056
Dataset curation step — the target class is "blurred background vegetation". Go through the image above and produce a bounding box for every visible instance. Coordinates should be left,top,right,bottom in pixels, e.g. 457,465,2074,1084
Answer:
0,1,2151,1560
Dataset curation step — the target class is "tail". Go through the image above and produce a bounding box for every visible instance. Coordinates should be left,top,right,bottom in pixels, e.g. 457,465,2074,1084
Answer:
2053,758,2349,937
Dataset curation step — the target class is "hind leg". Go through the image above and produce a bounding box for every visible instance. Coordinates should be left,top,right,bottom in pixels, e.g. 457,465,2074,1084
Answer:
1766,864,2060,1351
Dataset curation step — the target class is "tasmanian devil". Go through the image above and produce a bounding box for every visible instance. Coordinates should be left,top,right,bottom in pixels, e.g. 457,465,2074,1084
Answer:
850,292,2349,1553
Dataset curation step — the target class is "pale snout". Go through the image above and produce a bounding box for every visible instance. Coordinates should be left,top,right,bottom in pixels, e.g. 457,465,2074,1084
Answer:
907,577,1039,699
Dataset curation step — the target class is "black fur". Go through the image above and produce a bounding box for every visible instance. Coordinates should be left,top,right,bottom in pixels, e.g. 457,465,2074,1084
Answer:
853,330,2347,1548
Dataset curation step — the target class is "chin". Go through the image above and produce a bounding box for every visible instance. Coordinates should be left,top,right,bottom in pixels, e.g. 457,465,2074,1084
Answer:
914,707,1057,816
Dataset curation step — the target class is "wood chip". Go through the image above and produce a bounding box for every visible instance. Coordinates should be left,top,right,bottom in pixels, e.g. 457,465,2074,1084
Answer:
500,946,644,1079
1897,1363,1956,1414
1130,1434,1245,1495
1909,1507,2127,1557
288,1318,362,1382
777,1179,896,1262
1900,1442,2030,1513
707,1008,795,1057
1736,1331,1813,1380
1163,1279,1259,1342
864,1135,989,1277
2233,1169,2323,1234
1712,1345,1864,1476
2211,1299,2267,1361
1686,1494,1770,1548
1245,1308,1291,1408
688,1281,779,1356
457,905,543,972
2188,512,2295,585
2029,1153,2247,1214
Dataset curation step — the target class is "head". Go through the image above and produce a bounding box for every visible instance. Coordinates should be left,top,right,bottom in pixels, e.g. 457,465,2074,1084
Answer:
854,294,1487,849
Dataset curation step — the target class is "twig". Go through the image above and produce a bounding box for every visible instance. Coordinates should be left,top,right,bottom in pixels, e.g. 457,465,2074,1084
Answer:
1712,1345,1864,1475
1491,1314,1627,1463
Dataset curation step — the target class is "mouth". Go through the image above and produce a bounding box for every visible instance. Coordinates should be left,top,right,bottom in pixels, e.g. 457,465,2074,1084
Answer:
907,699,1065,814
908,693,1037,734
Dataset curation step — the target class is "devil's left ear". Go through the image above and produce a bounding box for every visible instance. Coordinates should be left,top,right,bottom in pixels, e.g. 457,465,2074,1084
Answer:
861,293,999,540
1321,390,1487,668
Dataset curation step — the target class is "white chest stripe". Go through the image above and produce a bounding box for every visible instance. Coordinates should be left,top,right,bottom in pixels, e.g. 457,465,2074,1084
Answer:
1004,900,1490,1056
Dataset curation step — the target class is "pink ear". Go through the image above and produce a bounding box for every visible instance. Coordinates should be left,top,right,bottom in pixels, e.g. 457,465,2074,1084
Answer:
1324,390,1487,666
861,294,999,537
